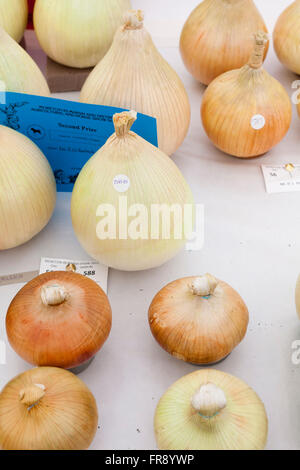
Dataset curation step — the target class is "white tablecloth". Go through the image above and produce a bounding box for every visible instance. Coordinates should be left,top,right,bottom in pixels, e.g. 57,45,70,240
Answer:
0,0,299,450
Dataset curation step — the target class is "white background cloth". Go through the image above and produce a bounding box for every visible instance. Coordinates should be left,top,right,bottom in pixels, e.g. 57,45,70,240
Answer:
0,0,299,450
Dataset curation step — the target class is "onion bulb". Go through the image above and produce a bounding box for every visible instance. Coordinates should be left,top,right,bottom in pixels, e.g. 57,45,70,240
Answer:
0,0,28,43
33,0,132,69
0,26,50,95
180,0,268,85
80,10,191,156
0,126,56,250
0,367,98,450
155,369,268,450
6,271,112,369
201,32,292,158
274,1,300,75
71,111,194,271
149,274,249,364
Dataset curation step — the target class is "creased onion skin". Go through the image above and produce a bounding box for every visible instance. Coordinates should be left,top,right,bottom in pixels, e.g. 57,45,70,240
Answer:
0,367,98,450
6,272,112,369
180,0,268,85
274,1,300,75
71,119,194,272
80,11,191,156
201,66,292,158
0,26,50,95
155,369,268,450
0,126,56,250
33,0,132,68
0,0,28,42
149,276,249,364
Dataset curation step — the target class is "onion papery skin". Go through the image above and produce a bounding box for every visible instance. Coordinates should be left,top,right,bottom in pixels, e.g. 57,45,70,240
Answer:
0,367,98,450
274,1,300,75
0,126,56,250
71,114,194,272
80,11,191,156
33,0,132,69
201,66,292,158
148,276,249,364
6,272,112,369
180,0,268,85
0,27,50,95
0,0,28,43
155,369,268,450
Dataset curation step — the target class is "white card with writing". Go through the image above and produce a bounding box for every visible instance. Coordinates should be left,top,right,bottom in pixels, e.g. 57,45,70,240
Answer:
261,164,300,194
39,258,108,293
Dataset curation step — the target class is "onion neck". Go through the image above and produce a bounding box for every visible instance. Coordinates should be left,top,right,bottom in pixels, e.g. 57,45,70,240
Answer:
19,384,45,408
189,274,218,297
41,284,69,306
123,10,144,30
248,31,268,69
191,383,227,422
113,110,137,138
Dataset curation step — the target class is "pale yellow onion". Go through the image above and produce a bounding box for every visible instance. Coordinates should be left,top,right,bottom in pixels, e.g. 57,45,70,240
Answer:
201,32,292,158
180,0,268,85
0,0,28,42
80,10,191,156
71,111,194,271
274,1,300,75
33,0,132,68
0,26,50,95
0,126,56,250
155,369,268,450
0,367,98,450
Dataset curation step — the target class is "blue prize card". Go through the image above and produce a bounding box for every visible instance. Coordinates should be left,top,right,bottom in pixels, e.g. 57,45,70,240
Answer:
0,92,158,192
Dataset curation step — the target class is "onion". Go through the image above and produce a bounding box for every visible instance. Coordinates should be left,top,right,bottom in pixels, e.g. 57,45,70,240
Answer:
0,126,56,250
201,32,292,158
0,367,98,450
273,1,300,75
80,10,191,156
155,369,268,450
0,0,28,42
0,26,50,95
6,271,112,369
149,274,249,364
71,111,194,271
33,0,132,69
180,0,268,85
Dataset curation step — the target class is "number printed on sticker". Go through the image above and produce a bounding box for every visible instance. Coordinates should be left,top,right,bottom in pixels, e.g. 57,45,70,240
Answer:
251,114,266,130
113,175,130,193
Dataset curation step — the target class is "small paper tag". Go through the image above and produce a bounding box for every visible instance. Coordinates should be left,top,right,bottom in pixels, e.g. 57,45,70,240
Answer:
39,258,108,293
251,114,265,130
113,175,130,193
261,164,300,193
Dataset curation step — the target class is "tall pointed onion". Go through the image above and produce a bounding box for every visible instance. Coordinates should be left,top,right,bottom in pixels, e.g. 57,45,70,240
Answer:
155,369,268,450
71,111,194,272
0,367,98,450
149,274,249,365
274,1,300,75
180,0,268,85
0,0,28,43
80,10,191,156
0,26,50,95
201,32,292,158
0,126,56,250
33,0,132,69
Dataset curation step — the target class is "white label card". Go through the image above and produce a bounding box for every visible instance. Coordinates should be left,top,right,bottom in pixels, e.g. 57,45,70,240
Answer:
39,258,108,293
261,164,300,194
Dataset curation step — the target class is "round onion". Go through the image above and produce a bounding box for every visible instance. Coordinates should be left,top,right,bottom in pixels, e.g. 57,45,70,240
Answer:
6,271,112,369
155,369,268,450
0,0,28,42
0,367,98,450
149,274,249,364
0,126,56,250
274,1,300,75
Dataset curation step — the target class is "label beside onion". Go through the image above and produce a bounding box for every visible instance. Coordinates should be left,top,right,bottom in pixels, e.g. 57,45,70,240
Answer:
148,274,249,365
6,271,112,369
